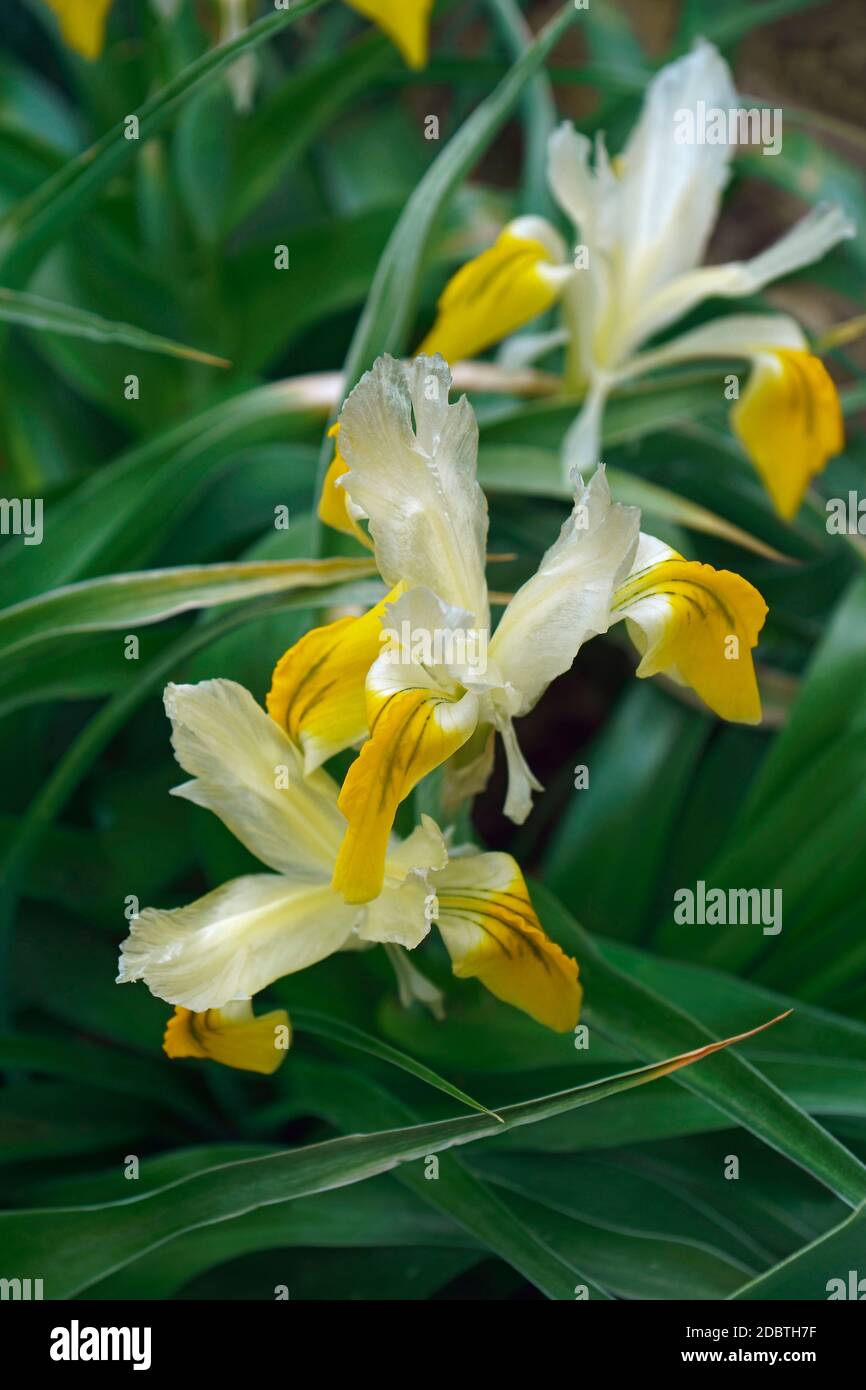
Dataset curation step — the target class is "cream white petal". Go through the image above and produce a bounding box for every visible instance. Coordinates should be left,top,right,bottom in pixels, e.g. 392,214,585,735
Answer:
497,718,543,824
165,679,344,879
560,375,611,481
117,875,356,1012
624,312,807,378
629,203,855,348
548,126,617,377
548,123,597,231
617,40,738,302
497,326,570,371
385,813,448,880
489,467,640,714
358,873,435,950
360,814,447,949
385,944,446,1018
338,354,490,628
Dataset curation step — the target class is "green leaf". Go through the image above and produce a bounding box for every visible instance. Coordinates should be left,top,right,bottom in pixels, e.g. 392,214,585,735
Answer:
291,1007,500,1120
532,886,866,1208
479,446,792,560
339,0,583,394
0,286,228,365
0,385,329,605
0,1083,155,1163
0,1014,784,1297
475,1165,753,1299
0,596,331,894
0,559,379,661
485,0,558,217
0,1035,214,1131
0,0,329,286
730,1203,866,1300
479,371,726,452
228,33,394,232
677,0,831,49
655,579,866,982
543,683,711,936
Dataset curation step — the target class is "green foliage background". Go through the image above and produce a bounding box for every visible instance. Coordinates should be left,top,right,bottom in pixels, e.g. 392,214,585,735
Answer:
0,0,865,1300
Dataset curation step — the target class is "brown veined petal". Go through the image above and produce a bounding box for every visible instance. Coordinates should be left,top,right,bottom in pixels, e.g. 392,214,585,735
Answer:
731,349,844,519
42,0,114,59
163,1001,291,1075
318,424,373,548
417,217,571,365
344,0,434,69
433,851,582,1033
612,538,768,725
267,585,402,772
332,681,479,905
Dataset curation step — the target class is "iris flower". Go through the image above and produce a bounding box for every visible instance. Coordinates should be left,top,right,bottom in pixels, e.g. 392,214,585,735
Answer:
418,40,854,518
118,678,581,1072
42,0,433,69
274,353,767,906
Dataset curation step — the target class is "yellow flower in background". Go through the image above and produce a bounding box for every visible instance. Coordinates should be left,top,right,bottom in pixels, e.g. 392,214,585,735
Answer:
44,0,433,68
417,217,573,364
420,40,854,516
345,0,434,69
118,678,581,1069
279,354,767,906
42,0,113,59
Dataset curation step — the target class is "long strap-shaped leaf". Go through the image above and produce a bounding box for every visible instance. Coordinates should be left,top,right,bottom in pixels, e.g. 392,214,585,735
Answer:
0,287,229,366
0,0,328,287
0,381,328,606
0,1015,786,1298
277,1056,610,1300
729,1202,866,1300
339,0,582,395
532,885,866,1209
290,1009,500,1120
0,559,380,661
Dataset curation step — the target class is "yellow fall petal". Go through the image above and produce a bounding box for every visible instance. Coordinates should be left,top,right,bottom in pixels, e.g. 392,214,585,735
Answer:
267,586,402,772
435,854,581,1033
332,685,478,904
42,0,114,59
613,550,768,725
731,349,844,519
418,217,569,364
344,0,433,69
164,1002,290,1075
318,424,373,548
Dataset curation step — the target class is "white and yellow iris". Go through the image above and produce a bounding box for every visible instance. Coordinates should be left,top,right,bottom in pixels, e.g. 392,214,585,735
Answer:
118,677,581,1070
419,41,854,518
277,353,768,906
42,0,434,68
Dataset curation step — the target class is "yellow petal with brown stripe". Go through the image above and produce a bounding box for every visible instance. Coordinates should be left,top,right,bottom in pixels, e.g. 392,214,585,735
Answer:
163,1001,290,1075
267,586,402,772
318,424,373,548
333,684,479,904
613,542,768,724
344,0,434,69
434,852,581,1032
731,349,844,519
42,0,113,59
418,217,570,364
